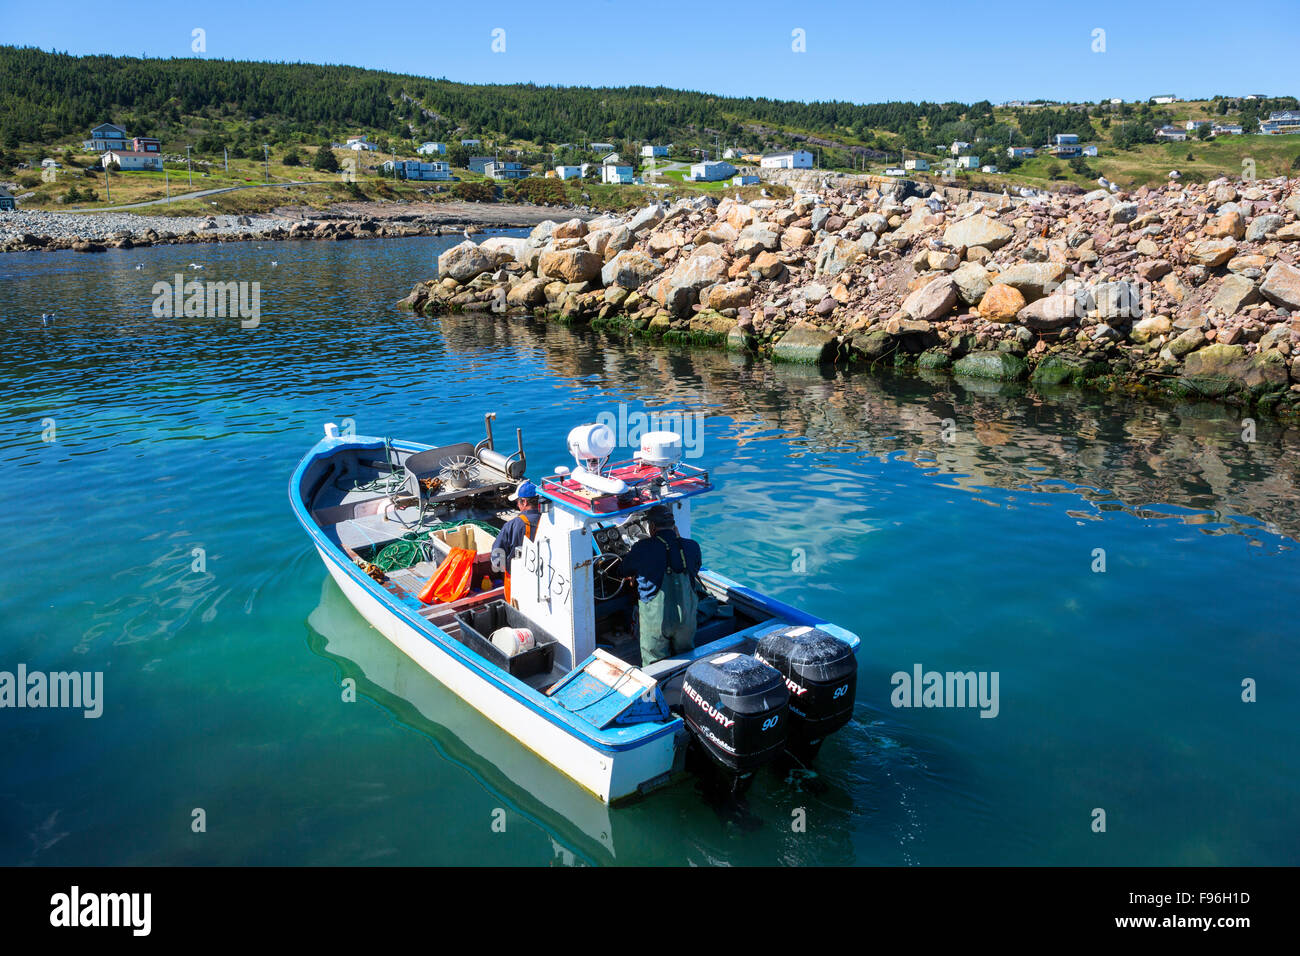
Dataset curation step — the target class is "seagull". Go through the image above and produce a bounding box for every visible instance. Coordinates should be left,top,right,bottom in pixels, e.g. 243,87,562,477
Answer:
40,313,52,326
188,262,203,269
270,261,278,267
134,263,142,270
1168,170,1182,180
1098,176,1118,192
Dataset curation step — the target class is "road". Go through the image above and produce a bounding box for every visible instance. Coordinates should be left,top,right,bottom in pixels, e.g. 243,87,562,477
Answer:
76,180,318,212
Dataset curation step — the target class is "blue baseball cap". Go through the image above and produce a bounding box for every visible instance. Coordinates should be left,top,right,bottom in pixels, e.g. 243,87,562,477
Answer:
509,480,538,501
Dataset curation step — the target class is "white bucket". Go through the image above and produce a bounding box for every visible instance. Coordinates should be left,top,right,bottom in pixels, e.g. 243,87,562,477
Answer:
490,626,535,657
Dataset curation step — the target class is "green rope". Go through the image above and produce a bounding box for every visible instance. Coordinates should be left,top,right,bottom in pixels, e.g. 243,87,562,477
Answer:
370,519,502,572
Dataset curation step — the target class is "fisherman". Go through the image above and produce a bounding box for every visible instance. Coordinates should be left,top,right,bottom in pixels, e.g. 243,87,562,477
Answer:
493,480,540,605
621,503,702,667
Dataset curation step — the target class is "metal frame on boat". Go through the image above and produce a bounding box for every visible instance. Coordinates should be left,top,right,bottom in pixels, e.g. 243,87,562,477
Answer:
290,415,860,804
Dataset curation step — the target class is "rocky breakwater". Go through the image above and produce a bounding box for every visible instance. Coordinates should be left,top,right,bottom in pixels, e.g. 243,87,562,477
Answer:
398,176,1300,415
0,209,435,254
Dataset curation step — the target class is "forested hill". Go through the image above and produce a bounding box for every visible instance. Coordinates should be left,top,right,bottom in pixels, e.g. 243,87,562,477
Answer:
0,45,965,155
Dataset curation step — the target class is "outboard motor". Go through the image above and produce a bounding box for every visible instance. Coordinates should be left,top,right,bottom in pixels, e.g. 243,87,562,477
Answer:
755,625,857,761
681,652,789,790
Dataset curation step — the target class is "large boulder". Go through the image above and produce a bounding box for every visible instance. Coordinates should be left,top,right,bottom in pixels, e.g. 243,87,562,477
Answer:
953,351,1029,381
529,220,557,243
1017,288,1087,331
977,283,1026,322
943,214,1014,251
539,248,603,284
952,261,991,306
1209,274,1262,315
772,322,838,364
1130,316,1173,344
1185,239,1237,267
601,249,662,289
902,276,959,321
654,254,727,315
438,240,492,282
506,277,549,308
478,236,526,266
815,237,861,276
994,262,1068,301
780,226,813,250
552,218,588,240
736,224,781,257
701,280,752,311
1259,261,1300,310
627,204,665,236
1245,214,1283,242
1092,280,1142,322
1181,344,1289,394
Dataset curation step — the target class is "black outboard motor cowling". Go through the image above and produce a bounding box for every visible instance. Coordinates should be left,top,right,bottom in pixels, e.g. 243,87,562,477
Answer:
681,652,789,777
756,625,857,759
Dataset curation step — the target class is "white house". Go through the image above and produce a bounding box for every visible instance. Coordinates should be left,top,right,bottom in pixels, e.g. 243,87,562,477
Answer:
690,161,737,181
601,164,634,185
884,167,906,176
346,135,378,152
1152,95,1179,105
40,158,61,169
554,165,583,180
461,139,481,147
1082,145,1099,156
641,145,670,158
722,147,737,159
1212,124,1244,136
601,152,622,166
760,150,814,169
1261,111,1300,134
981,165,998,174
484,161,529,180
732,174,759,186
101,149,162,171
950,141,971,155
382,160,451,181
83,123,130,152
957,155,979,169
1155,126,1187,141
0,186,16,211
588,142,615,152
416,142,446,155
904,158,929,171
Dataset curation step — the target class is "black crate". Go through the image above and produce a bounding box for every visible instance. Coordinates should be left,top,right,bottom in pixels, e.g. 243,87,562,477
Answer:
454,601,557,678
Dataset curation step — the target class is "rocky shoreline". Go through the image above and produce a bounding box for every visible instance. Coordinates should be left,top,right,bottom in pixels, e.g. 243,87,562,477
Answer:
398,176,1300,416
0,202,589,254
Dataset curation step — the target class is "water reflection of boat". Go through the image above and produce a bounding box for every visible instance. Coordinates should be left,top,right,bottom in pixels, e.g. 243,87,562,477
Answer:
305,576,618,863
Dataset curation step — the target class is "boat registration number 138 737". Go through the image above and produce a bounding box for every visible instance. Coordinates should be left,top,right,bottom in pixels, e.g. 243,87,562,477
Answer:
519,538,571,604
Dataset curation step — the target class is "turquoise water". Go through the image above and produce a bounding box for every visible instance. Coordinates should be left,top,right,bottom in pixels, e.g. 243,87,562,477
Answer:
1,235,1297,866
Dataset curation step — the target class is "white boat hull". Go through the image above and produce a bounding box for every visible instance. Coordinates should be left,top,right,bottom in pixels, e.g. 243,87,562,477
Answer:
318,546,677,803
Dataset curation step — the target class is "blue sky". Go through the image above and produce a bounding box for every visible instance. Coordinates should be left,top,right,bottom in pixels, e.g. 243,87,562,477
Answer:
4,0,1296,105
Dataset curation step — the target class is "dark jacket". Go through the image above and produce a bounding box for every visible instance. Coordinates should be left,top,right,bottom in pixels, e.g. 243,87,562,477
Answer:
621,528,702,601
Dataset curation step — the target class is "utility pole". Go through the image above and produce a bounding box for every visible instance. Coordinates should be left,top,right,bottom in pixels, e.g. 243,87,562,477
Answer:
263,144,270,183
186,145,192,188
164,164,170,202
104,161,110,203
224,147,228,173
